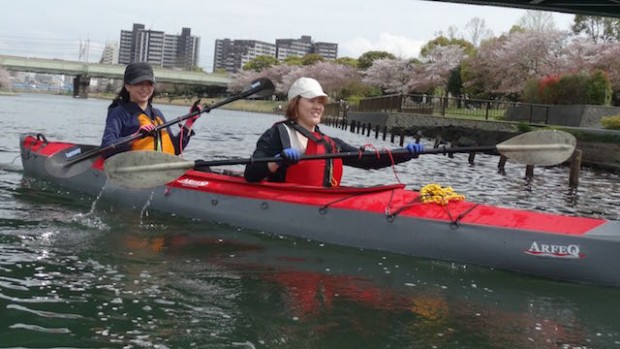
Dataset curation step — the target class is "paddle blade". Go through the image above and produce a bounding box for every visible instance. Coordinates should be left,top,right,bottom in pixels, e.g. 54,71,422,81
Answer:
247,78,275,99
44,144,99,178
104,151,193,189
497,130,576,166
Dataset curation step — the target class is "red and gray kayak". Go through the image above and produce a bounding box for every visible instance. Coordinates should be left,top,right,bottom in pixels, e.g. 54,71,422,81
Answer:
19,133,620,287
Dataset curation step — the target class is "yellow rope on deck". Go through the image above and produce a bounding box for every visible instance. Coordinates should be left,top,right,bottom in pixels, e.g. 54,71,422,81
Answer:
420,183,465,206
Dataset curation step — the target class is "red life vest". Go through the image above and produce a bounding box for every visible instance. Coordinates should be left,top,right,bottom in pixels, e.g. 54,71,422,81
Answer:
283,127,343,187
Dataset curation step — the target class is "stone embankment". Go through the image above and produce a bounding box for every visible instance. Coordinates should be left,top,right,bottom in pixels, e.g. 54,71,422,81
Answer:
344,112,620,173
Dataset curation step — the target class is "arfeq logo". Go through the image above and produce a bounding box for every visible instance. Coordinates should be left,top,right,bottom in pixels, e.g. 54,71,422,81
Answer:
176,178,209,187
524,242,582,259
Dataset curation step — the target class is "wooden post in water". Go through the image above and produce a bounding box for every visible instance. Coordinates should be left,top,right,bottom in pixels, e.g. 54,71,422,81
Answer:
390,130,396,143
498,155,507,175
366,123,371,137
399,131,405,147
569,149,582,188
374,125,380,139
359,122,365,135
468,152,476,165
382,125,388,141
525,165,535,179
350,120,356,133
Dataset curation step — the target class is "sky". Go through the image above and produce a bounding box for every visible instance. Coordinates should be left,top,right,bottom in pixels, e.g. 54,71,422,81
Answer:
0,0,576,72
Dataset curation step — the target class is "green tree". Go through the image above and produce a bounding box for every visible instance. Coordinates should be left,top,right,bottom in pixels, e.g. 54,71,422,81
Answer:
419,36,474,58
301,53,324,66
335,57,358,68
446,66,462,97
357,51,396,70
242,55,279,72
572,15,620,43
284,56,303,66
586,70,612,105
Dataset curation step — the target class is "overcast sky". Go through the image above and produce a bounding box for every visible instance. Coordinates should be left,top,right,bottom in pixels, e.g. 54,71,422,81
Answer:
0,0,575,72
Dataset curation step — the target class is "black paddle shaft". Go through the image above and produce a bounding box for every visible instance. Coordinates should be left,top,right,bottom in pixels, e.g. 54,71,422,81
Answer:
191,145,499,170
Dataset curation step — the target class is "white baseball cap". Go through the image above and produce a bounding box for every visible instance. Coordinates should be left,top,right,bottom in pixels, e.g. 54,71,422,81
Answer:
287,77,328,101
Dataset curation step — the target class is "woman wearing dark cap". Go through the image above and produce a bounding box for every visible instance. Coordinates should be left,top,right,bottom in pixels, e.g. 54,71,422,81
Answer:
100,62,197,157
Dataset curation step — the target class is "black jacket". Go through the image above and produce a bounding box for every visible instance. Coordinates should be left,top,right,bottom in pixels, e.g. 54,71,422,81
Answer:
243,123,414,183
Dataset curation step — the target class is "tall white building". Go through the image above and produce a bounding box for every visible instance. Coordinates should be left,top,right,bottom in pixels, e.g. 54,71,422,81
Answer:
213,39,276,74
118,23,200,70
100,41,119,65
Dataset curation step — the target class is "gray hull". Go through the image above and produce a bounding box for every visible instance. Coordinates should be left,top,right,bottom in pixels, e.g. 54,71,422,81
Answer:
20,134,620,287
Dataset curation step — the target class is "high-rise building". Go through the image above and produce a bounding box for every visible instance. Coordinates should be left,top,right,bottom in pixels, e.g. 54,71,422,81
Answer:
213,35,338,74
213,39,276,74
311,41,338,61
118,23,200,70
275,35,313,60
176,28,200,69
100,41,119,65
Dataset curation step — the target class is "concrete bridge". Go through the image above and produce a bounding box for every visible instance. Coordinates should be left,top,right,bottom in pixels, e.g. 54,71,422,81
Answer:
0,54,231,98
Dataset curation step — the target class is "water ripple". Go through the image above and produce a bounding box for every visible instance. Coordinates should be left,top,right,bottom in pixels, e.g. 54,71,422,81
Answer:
7,303,84,319
9,322,72,334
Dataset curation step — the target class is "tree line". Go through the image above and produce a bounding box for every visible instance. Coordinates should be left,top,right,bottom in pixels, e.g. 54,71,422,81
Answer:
229,12,620,106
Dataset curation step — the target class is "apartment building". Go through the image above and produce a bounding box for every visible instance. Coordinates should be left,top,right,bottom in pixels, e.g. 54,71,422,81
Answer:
118,23,200,70
214,35,338,74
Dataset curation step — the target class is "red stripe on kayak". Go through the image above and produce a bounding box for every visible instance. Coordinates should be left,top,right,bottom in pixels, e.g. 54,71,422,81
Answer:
172,170,606,236
405,201,604,236
22,135,75,156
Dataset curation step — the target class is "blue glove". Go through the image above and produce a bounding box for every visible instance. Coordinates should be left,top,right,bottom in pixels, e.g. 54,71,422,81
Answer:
277,148,301,165
406,142,424,155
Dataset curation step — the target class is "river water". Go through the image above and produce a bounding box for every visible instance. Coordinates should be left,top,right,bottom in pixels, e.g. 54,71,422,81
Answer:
1,93,620,349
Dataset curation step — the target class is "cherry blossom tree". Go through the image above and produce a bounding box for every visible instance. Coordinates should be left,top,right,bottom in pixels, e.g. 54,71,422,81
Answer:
362,58,415,94
229,61,361,100
409,45,466,92
460,36,506,97
0,68,10,90
281,61,361,98
466,29,569,95
228,70,264,93
563,39,620,90
229,64,298,97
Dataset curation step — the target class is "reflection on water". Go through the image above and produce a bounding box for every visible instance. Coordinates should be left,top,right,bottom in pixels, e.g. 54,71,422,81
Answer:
1,93,620,348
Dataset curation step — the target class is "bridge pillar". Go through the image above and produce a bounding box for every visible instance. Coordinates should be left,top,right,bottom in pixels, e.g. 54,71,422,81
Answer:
73,75,90,98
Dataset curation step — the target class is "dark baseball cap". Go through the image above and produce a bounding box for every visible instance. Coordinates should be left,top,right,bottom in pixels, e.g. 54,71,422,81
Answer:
124,62,156,85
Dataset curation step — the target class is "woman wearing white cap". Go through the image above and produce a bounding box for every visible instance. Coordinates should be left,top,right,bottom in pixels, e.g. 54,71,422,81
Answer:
244,77,424,187
100,62,198,157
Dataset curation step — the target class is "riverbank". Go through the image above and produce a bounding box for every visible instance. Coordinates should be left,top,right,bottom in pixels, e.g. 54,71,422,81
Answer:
88,92,281,114
345,111,620,173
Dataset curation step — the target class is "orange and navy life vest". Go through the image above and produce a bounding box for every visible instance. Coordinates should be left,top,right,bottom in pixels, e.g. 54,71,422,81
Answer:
277,121,343,187
122,103,176,154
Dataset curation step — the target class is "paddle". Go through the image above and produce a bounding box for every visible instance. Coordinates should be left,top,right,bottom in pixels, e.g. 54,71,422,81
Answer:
44,78,275,178
104,129,576,189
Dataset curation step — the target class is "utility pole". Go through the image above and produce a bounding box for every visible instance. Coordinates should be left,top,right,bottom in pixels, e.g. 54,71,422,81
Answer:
78,37,90,62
